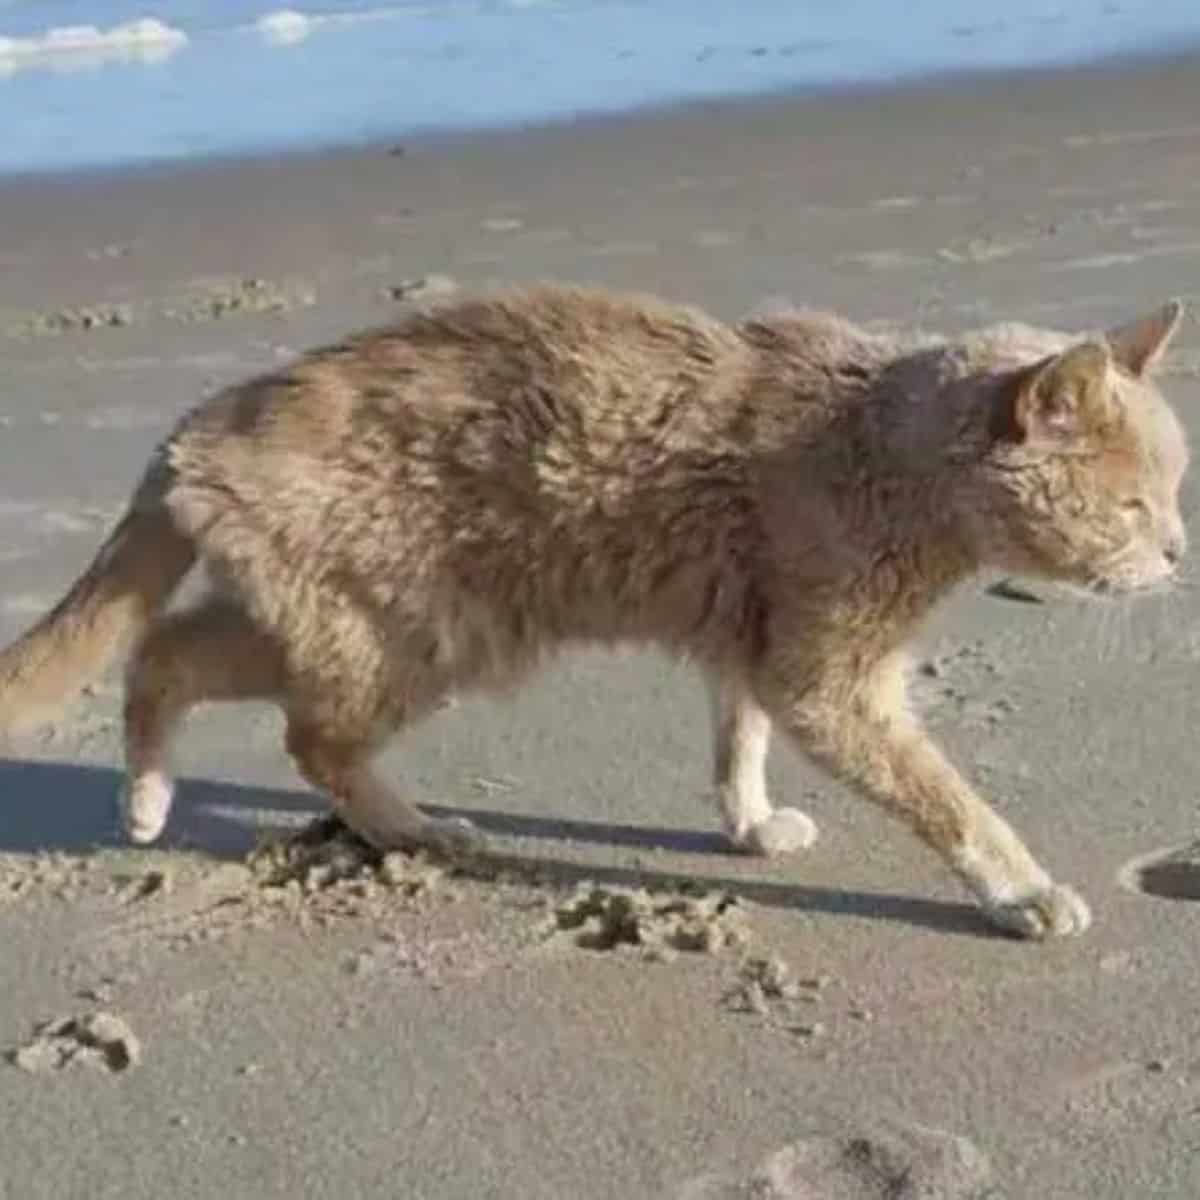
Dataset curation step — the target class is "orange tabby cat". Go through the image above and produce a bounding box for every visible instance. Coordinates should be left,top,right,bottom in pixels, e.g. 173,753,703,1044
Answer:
0,285,1186,938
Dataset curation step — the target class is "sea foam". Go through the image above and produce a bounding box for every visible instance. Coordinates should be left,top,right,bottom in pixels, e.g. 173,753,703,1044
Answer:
255,10,316,47
254,8,419,47
0,18,187,76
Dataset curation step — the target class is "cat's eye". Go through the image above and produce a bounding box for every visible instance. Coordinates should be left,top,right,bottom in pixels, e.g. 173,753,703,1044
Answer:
1121,498,1150,515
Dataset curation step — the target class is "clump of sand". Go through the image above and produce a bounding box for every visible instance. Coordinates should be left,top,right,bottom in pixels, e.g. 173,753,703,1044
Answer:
380,274,458,304
8,303,134,336
246,814,445,900
113,867,172,904
547,882,748,956
725,955,835,1037
0,851,98,905
9,1011,141,1075
167,276,316,322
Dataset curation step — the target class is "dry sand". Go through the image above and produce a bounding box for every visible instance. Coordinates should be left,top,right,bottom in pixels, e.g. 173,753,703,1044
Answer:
2,55,1200,1199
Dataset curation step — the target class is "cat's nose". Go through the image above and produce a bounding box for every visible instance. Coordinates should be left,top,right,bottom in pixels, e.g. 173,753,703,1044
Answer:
1164,534,1186,567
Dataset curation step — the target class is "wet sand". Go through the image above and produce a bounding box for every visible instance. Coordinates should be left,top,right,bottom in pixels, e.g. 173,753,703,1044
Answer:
1,55,1200,1199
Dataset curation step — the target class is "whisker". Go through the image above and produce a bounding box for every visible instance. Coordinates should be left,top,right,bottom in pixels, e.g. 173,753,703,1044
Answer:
999,570,1187,665
1066,577,1185,664
1103,596,1125,662
1078,589,1116,663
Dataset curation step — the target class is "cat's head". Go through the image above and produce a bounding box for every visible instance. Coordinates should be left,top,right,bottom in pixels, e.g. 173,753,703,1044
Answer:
966,301,1188,595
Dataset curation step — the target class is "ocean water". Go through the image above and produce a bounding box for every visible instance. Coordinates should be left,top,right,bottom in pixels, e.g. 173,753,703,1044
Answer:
1,0,1198,175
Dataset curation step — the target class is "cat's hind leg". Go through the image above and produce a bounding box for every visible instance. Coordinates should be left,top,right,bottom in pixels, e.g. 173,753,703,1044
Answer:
284,714,484,860
122,598,285,843
707,673,818,856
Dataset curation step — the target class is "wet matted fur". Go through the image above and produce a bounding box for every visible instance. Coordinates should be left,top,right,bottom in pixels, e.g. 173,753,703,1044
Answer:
0,284,1188,938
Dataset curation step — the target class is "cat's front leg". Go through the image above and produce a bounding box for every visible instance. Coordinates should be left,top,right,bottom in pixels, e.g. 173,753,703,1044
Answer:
707,673,817,856
756,654,1090,939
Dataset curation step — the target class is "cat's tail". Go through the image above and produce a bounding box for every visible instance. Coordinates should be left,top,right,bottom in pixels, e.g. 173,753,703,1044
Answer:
0,482,195,733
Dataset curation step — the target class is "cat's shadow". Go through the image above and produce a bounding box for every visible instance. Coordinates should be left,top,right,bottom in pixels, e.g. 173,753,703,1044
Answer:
0,756,996,939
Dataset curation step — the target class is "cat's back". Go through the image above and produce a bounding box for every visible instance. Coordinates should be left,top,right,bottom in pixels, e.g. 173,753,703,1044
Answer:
339,283,752,454
168,284,755,506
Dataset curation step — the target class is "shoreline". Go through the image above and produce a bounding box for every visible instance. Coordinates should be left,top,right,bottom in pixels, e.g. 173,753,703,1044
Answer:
3,42,1200,189
4,46,1200,342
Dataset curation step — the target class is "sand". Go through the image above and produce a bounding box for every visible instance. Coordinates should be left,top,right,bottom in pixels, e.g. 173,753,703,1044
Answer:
1,54,1200,1199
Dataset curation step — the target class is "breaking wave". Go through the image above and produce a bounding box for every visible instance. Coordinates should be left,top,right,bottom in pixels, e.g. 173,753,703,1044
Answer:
0,18,187,76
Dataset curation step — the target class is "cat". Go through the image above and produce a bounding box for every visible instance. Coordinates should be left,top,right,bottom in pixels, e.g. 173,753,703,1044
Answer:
0,284,1186,939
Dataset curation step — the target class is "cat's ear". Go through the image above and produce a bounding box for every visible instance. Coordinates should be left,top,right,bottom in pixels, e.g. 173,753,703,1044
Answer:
998,341,1112,446
1105,299,1183,377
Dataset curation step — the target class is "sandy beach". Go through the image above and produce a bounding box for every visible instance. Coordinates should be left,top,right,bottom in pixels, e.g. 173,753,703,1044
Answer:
2,54,1200,1198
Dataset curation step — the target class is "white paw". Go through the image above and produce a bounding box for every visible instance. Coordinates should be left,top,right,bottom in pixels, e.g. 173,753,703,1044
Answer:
120,772,174,845
423,816,487,861
736,808,818,858
982,882,1092,940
